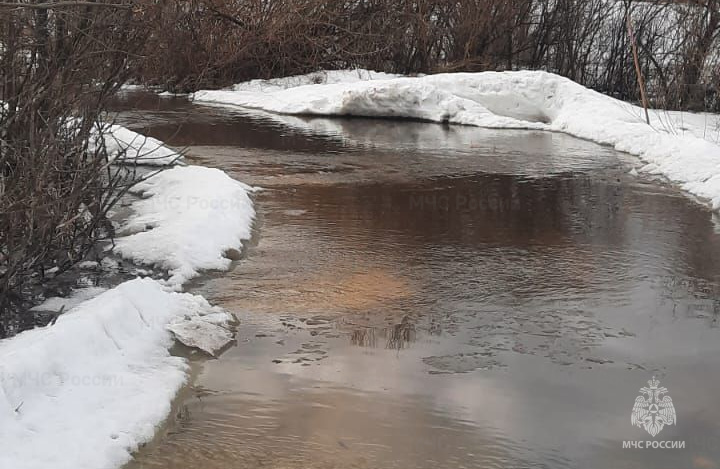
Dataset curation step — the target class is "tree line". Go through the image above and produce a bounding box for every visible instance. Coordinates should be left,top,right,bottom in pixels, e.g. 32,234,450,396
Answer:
138,0,720,111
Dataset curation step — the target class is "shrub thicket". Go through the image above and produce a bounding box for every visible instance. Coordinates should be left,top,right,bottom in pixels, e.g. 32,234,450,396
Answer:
0,1,152,334
138,0,720,111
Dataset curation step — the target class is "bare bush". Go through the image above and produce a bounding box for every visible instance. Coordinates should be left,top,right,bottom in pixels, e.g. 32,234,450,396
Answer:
137,0,720,111
0,1,151,333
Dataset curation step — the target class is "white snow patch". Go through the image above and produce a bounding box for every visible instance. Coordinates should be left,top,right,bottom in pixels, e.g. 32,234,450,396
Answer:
0,278,235,469
118,84,145,92
101,125,183,166
158,91,189,98
227,69,402,94
652,110,720,145
77,260,100,270
114,165,256,287
100,257,120,271
30,287,107,313
194,69,720,210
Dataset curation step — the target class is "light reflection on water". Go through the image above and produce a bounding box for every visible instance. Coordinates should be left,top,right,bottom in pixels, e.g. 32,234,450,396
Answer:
116,93,720,469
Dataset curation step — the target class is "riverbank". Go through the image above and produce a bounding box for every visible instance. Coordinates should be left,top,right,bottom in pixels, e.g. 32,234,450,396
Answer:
0,126,256,469
194,69,720,211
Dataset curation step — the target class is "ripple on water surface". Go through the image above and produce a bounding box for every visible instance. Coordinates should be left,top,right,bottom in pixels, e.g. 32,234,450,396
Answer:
115,93,720,469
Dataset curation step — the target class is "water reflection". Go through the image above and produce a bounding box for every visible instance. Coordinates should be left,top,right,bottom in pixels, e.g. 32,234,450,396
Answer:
346,315,417,350
350,327,377,347
114,93,720,469
659,276,720,328
113,91,629,181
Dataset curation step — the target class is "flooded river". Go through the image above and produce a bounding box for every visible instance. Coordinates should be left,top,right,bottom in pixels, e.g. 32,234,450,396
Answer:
117,93,720,469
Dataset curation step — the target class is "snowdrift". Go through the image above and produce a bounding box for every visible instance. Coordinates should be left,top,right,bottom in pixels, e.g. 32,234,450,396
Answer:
194,70,720,210
0,278,234,469
227,69,402,94
100,124,182,166
17,117,182,166
0,129,255,468
114,165,256,288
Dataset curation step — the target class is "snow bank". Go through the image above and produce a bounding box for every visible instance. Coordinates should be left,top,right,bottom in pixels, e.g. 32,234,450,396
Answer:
102,124,182,166
0,278,235,469
30,287,107,313
228,69,402,94
658,110,720,145
194,69,720,209
0,120,254,468
114,165,256,287
195,71,537,129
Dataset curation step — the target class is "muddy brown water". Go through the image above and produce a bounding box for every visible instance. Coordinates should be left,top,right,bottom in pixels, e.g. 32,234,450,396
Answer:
115,92,720,469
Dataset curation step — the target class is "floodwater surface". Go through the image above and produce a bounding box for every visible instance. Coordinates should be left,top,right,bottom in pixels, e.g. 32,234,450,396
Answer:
117,93,720,469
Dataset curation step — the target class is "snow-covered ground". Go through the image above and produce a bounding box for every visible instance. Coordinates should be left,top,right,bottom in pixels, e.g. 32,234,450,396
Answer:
30,286,108,314
114,165,256,288
194,69,720,210
101,124,183,166
0,125,255,468
655,110,720,144
228,69,402,94
0,278,235,469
